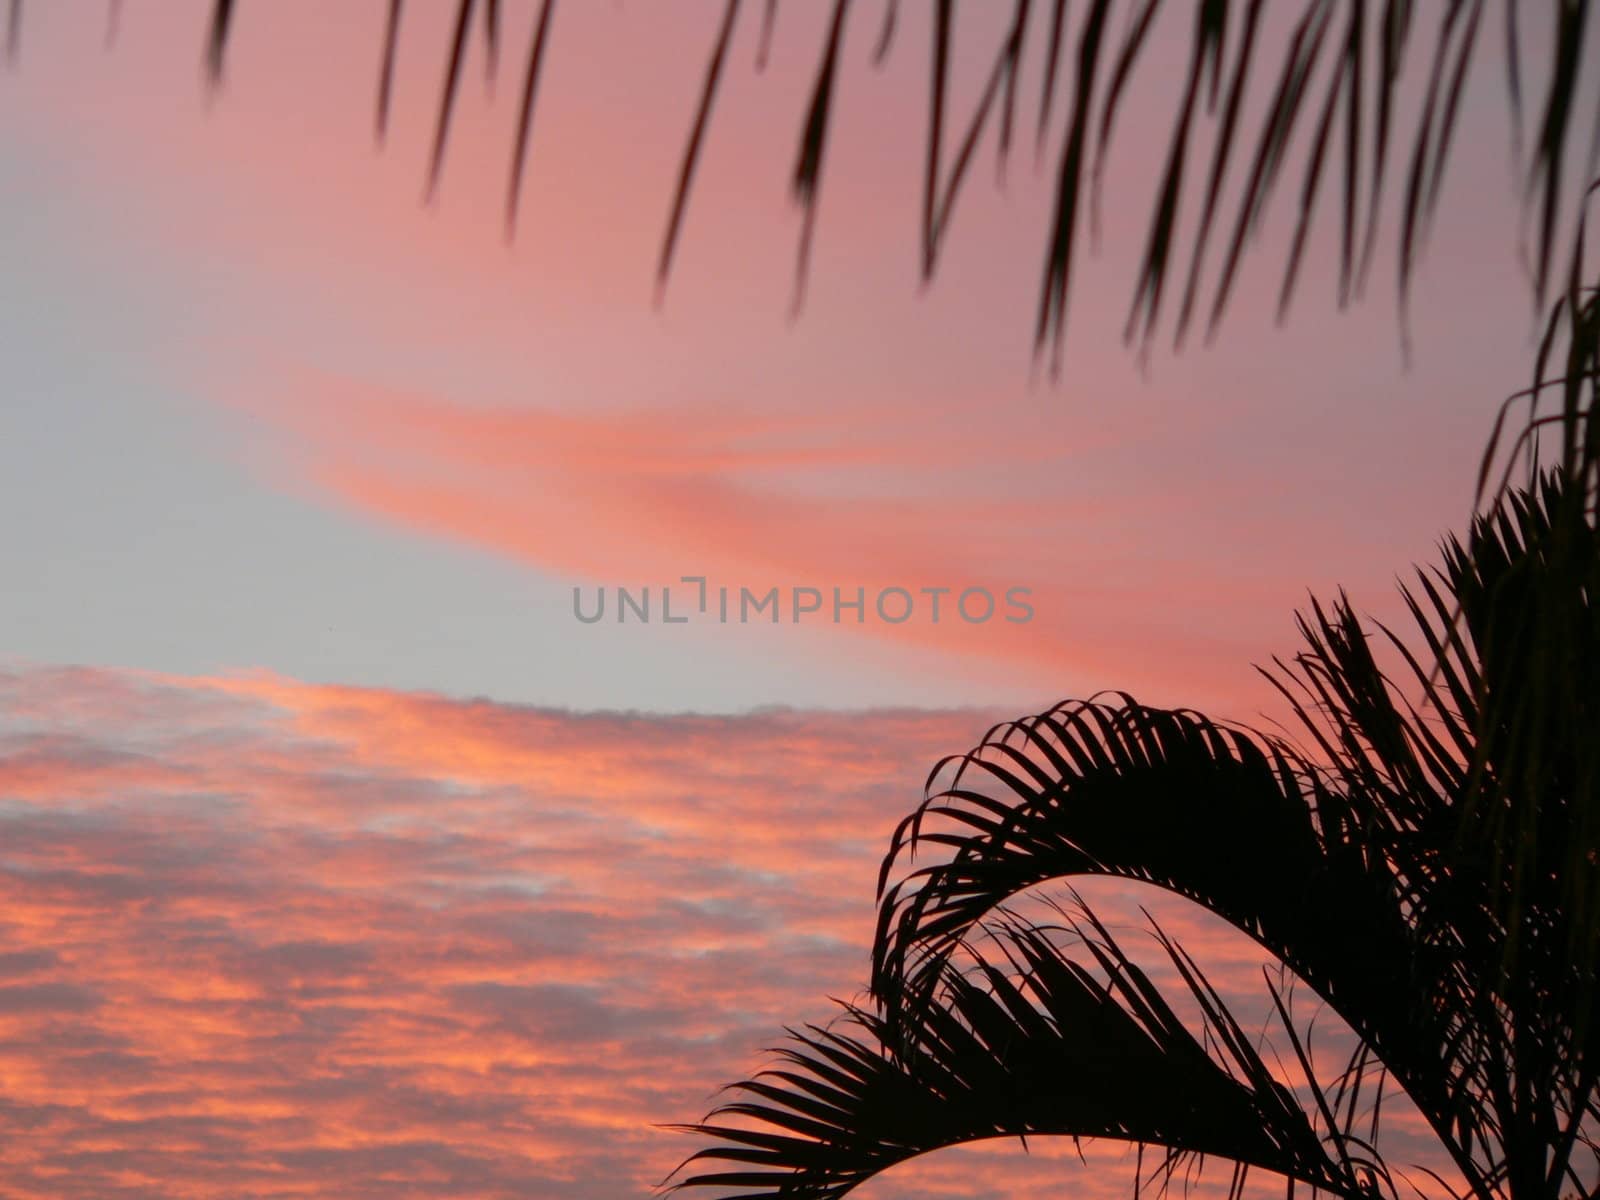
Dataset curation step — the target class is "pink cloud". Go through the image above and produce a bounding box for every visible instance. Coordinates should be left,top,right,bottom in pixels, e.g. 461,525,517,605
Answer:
0,664,1458,1198
224,367,1307,716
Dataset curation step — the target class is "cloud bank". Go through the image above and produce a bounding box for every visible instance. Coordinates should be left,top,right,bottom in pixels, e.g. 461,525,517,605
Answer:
0,664,1462,1198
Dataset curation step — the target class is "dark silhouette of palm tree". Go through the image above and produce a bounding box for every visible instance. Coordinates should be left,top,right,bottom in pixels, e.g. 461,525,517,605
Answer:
9,6,1594,1193
664,288,1600,1196
9,1,1599,366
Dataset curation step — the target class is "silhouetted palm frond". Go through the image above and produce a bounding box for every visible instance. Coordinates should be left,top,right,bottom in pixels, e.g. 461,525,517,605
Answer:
8,1,1594,367
669,912,1389,1200
674,436,1598,1197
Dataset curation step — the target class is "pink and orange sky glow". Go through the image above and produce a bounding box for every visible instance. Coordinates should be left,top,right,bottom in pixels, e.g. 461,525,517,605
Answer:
0,1,1593,1197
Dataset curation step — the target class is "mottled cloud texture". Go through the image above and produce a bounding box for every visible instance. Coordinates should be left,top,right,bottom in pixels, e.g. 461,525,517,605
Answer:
0,663,985,1197
0,664,1456,1199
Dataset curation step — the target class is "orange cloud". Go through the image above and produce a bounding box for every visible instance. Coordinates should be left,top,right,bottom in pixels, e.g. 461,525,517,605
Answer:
0,664,1458,1198
225,367,1299,717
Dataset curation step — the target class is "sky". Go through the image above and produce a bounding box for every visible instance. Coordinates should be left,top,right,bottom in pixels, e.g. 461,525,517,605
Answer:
0,2,1593,1198
0,0,1562,715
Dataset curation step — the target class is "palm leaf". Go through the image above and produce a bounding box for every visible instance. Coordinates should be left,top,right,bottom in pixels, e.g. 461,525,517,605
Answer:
868,465,1600,1200
670,913,1381,1200
674,461,1598,1197
505,0,556,237
868,695,1498,1189
64,2,1600,367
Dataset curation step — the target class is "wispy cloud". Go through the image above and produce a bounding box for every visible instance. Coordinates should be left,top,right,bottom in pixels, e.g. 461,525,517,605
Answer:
230,367,1299,714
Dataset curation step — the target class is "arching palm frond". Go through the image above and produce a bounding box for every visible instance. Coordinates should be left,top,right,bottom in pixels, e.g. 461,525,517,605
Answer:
863,688,1508,1192
669,913,1387,1200
870,468,1598,1197
869,700,1414,1040
676,459,1598,1199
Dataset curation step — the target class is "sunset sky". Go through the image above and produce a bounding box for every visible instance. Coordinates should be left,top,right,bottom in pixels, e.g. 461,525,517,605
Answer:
0,2,1589,1197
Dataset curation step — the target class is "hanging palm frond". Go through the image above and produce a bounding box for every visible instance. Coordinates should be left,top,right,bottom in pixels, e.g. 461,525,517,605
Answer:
7,2,1590,367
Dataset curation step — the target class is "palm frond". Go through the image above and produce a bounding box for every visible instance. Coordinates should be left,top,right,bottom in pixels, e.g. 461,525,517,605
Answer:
1273,467,1600,1200
205,0,234,84
868,695,1496,1191
866,461,1600,1200
424,0,477,203
670,913,1384,1200
788,0,850,314
657,0,738,294
56,2,1600,368
505,0,556,237
376,0,404,141
1464,242,1600,1129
